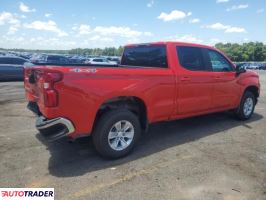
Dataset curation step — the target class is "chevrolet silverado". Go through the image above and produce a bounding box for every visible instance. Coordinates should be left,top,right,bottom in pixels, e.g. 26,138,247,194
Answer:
24,42,260,158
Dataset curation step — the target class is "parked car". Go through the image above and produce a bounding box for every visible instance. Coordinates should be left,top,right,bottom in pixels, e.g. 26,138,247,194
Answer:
0,56,30,81
84,57,117,65
243,63,259,70
235,62,246,69
69,58,84,64
258,63,266,70
30,54,69,64
106,56,121,64
24,42,260,158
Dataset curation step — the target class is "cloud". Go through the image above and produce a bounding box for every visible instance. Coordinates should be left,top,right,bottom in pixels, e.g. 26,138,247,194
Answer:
167,34,203,43
24,20,68,37
19,2,36,13
226,4,249,12
89,35,114,42
189,18,200,24
74,24,153,39
0,12,21,34
45,13,52,18
7,22,21,35
143,32,153,36
0,35,80,49
147,0,154,8
204,22,246,33
216,0,229,3
257,9,264,14
7,26,19,35
158,10,192,22
29,37,76,49
94,26,142,38
2,35,25,42
225,27,246,33
78,24,91,34
0,12,20,25
94,26,141,37
205,23,229,30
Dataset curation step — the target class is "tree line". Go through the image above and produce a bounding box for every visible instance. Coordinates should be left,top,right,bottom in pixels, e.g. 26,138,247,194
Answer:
215,42,266,62
1,42,266,61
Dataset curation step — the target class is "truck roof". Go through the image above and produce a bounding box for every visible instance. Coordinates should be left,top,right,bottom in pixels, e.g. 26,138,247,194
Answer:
125,41,216,50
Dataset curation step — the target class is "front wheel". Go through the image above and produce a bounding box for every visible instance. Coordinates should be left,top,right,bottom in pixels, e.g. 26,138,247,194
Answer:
235,91,255,120
92,109,141,158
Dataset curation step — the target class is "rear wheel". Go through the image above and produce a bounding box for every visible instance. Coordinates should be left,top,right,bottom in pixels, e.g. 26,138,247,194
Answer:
235,91,255,120
92,109,141,158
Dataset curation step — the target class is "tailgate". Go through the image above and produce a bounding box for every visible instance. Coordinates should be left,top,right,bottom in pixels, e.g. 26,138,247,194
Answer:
24,65,63,107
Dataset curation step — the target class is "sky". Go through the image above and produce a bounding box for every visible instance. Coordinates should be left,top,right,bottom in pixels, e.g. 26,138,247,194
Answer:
0,0,265,50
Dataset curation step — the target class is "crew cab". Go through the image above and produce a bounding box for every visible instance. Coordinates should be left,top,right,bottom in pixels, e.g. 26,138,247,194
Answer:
24,42,260,158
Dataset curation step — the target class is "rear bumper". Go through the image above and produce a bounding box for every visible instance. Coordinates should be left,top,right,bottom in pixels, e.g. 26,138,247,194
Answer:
36,116,75,141
27,102,75,141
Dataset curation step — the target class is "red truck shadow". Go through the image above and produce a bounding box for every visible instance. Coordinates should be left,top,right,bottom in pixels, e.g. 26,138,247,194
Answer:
36,111,263,177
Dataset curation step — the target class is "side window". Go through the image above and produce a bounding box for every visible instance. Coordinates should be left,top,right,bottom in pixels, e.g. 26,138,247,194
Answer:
93,59,103,62
59,57,68,63
207,50,233,72
177,46,206,71
47,56,54,62
47,56,62,62
121,45,168,68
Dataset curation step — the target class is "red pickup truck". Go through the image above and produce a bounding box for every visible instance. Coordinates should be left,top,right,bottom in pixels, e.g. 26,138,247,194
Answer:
24,42,260,158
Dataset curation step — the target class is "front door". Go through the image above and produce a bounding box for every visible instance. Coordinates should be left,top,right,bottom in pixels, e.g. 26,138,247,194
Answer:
206,49,239,109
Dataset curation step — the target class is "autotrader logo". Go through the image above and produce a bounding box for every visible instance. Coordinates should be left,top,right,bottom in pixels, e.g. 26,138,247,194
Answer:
0,188,54,200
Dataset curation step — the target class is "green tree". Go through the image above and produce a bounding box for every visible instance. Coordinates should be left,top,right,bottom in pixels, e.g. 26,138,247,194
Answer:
215,42,266,62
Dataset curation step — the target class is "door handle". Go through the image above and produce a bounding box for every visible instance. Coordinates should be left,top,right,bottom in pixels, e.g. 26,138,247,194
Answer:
214,76,221,80
180,77,191,82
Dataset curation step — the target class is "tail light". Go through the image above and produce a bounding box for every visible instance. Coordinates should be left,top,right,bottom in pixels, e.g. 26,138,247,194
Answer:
42,71,63,107
24,67,32,82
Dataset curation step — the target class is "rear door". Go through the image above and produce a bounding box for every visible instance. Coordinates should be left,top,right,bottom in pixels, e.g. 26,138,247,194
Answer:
175,46,213,115
121,44,176,121
205,49,239,109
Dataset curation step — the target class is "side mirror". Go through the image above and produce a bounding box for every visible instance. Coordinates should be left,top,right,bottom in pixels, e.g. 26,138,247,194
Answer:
236,65,246,76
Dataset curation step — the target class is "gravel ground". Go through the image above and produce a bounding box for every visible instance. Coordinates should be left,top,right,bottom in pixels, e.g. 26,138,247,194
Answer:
0,71,266,200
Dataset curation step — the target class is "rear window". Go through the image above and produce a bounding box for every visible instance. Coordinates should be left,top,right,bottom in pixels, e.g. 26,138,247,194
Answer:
177,46,206,71
47,55,68,64
47,55,62,61
121,45,168,68
93,59,104,62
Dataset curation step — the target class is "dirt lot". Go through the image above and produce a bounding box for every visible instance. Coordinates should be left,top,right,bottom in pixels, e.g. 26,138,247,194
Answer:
0,72,266,200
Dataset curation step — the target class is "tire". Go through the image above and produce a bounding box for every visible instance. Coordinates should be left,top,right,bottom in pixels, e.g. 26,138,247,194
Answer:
235,91,255,120
92,109,141,159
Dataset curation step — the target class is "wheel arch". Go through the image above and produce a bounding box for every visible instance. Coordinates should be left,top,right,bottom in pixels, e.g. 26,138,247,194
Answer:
93,96,149,133
243,85,259,104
